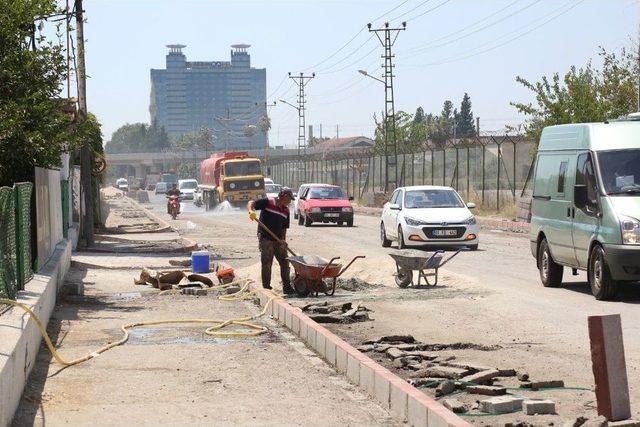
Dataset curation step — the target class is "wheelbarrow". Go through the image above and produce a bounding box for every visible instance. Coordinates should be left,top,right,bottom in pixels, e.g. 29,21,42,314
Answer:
251,215,365,297
287,255,366,297
389,248,466,288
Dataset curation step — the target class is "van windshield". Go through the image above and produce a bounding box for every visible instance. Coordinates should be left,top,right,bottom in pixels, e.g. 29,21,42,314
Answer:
597,149,640,195
179,181,198,190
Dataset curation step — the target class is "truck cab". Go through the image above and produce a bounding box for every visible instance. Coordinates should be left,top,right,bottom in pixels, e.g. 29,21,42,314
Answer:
199,152,265,209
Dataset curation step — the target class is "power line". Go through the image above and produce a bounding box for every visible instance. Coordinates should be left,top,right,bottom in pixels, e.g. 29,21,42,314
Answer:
404,0,453,23
303,26,367,71
371,0,411,23
401,0,536,55
316,35,376,73
405,0,584,67
388,0,434,22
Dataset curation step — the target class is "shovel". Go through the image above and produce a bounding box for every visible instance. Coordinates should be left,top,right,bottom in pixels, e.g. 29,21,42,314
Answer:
252,217,298,257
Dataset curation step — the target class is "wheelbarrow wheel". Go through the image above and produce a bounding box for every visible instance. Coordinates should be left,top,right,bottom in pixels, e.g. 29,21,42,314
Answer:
395,268,412,288
293,276,310,297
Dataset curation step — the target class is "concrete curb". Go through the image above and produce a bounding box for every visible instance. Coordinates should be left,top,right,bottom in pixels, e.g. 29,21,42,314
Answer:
251,285,471,427
0,238,74,427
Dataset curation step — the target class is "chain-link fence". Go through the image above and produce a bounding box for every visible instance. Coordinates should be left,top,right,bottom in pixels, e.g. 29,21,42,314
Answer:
269,135,535,211
0,183,33,300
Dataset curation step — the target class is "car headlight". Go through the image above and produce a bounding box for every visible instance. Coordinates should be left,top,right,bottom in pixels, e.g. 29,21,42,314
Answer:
342,207,353,212
311,207,321,213
229,183,236,189
404,217,426,226
465,216,477,225
254,181,260,187
620,215,640,244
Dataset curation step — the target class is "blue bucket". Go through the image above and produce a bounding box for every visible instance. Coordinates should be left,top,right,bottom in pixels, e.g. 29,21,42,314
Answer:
191,251,210,273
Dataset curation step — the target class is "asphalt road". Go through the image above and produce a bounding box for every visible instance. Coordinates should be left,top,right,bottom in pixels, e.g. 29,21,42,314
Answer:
149,193,640,423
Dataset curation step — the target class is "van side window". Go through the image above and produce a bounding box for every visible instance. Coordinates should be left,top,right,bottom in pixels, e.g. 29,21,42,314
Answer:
390,190,400,205
576,153,598,210
557,161,567,193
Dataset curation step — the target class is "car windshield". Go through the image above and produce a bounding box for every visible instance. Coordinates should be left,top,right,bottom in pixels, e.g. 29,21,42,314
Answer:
597,149,640,195
225,161,261,177
404,189,464,208
179,181,197,189
265,184,281,193
308,187,346,199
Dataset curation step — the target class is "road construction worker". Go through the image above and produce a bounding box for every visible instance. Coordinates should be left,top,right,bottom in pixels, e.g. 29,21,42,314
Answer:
247,188,295,294
166,183,180,214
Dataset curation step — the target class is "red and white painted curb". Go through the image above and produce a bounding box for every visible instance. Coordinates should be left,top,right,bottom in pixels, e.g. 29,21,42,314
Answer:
252,285,471,427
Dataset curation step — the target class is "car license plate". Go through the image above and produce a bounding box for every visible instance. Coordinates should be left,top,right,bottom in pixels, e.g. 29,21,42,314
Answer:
325,213,340,218
433,229,457,236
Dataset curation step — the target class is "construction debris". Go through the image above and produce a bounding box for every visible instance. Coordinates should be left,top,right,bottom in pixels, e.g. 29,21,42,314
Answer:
435,380,456,397
480,396,524,414
134,267,217,291
465,385,507,396
442,398,467,414
301,301,371,323
523,399,556,415
521,380,564,390
181,288,207,296
169,259,192,267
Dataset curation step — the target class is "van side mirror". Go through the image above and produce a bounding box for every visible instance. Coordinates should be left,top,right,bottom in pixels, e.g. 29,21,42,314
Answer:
389,203,401,211
574,185,587,209
348,196,354,201
466,202,476,209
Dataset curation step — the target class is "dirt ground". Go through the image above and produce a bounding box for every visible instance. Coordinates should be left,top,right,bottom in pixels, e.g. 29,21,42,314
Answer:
11,194,399,427
146,192,640,426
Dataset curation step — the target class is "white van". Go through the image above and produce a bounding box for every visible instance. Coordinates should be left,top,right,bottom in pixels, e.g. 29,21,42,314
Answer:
530,118,640,300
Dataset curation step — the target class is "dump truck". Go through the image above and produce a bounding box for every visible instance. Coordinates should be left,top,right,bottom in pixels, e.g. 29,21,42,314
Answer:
199,151,265,209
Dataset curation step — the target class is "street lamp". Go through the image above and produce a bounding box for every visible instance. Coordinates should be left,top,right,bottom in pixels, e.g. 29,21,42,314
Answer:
278,99,299,111
358,69,385,84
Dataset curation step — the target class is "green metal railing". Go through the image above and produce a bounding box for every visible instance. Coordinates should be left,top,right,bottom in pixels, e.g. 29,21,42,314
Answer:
61,180,69,239
0,183,33,300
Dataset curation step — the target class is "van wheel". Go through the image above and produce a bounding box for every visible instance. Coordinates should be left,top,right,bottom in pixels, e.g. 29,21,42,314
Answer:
538,239,563,287
588,245,618,300
304,215,312,227
381,222,391,248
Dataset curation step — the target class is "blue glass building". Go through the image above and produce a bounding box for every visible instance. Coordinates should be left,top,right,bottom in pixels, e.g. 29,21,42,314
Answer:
150,44,267,150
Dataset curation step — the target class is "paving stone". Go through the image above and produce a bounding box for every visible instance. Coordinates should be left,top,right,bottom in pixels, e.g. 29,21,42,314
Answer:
356,344,374,352
480,396,524,414
385,347,405,359
443,398,467,413
609,420,640,427
408,377,445,388
404,350,438,360
522,380,564,390
461,368,500,385
435,379,456,397
465,385,507,396
424,366,470,379
583,415,608,427
517,372,530,381
523,399,556,415
497,368,517,377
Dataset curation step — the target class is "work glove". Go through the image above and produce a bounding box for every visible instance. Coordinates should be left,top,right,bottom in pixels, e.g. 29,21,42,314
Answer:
249,210,258,221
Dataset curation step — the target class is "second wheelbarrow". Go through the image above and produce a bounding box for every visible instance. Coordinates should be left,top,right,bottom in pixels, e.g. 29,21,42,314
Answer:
389,248,466,288
287,254,366,297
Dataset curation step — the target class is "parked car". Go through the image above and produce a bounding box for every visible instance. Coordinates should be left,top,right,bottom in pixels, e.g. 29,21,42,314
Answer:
265,183,283,199
530,119,640,300
297,184,354,227
293,183,324,220
264,178,274,185
116,178,128,192
380,185,478,250
178,179,198,200
155,182,168,194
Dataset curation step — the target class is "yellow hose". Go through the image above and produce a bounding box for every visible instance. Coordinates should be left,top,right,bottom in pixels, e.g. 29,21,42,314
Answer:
0,279,281,367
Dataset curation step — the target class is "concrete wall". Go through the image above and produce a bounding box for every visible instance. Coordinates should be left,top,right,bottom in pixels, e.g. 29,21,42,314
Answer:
34,167,63,267
0,230,76,427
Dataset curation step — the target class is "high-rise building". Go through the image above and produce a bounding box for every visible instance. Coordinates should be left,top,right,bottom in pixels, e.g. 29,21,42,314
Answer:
150,44,267,150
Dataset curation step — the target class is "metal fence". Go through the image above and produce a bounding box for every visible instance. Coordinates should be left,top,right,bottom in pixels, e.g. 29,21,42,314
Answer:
0,183,34,300
269,135,535,210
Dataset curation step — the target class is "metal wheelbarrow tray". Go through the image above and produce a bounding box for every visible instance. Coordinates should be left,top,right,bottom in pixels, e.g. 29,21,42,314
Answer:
287,254,365,297
389,248,466,288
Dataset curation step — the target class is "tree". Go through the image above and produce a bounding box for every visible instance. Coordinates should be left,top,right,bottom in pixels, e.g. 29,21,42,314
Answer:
0,0,79,186
512,46,637,143
172,127,214,152
105,122,171,153
456,93,475,137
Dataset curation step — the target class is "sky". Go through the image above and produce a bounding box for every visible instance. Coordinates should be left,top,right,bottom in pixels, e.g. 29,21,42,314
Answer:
70,0,638,147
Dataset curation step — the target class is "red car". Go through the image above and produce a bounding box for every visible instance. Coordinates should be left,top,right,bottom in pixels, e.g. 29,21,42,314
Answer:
297,184,354,227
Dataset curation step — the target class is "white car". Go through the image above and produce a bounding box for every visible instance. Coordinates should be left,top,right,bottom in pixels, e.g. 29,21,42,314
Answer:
116,178,128,192
265,183,282,199
178,179,198,200
380,185,479,250
264,178,274,185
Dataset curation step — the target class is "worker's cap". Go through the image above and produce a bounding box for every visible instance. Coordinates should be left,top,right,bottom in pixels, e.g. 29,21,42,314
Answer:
278,187,294,198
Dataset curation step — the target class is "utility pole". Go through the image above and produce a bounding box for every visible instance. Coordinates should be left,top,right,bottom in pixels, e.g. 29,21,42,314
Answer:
288,72,315,182
75,0,93,246
368,21,406,193
476,117,480,136
336,124,339,139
